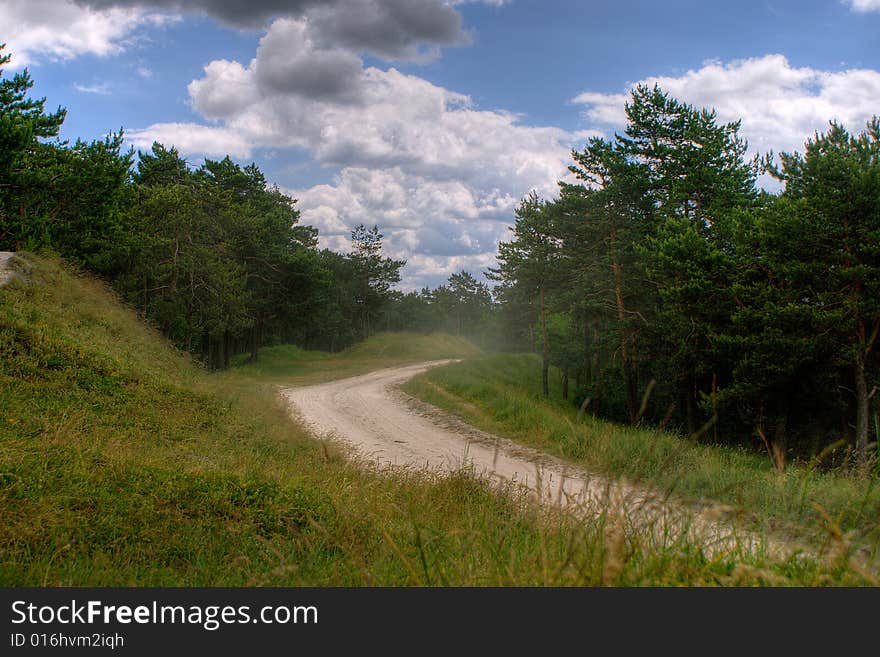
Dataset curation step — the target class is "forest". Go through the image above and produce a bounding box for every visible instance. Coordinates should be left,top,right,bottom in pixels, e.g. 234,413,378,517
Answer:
488,86,880,466
2,45,879,465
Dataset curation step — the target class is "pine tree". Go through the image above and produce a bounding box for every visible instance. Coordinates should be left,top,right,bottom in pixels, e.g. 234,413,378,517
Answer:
349,224,405,339
771,120,880,460
490,193,563,396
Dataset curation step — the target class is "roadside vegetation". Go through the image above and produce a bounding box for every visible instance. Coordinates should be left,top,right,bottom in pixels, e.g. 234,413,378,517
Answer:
1,255,873,586
403,355,880,560
3,43,879,586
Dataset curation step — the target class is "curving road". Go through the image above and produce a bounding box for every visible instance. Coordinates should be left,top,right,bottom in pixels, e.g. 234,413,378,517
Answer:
281,360,789,556
284,360,597,502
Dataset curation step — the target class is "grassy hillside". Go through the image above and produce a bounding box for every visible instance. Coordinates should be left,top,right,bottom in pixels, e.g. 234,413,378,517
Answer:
0,254,872,585
402,355,880,559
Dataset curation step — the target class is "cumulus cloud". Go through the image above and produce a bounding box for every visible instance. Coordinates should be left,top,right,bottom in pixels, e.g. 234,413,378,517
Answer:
155,41,880,287
252,18,365,102
847,0,880,12
306,0,465,62
0,0,172,66
75,0,468,60
572,54,880,159
127,122,253,158
172,15,582,183
75,0,311,28
130,15,580,287
295,166,520,277
5,0,511,287
179,20,582,185
9,0,473,69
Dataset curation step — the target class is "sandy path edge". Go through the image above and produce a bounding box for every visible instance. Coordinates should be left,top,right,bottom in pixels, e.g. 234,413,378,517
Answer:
280,359,807,558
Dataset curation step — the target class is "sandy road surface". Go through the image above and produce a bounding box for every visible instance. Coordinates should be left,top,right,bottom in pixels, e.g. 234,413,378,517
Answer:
282,360,788,556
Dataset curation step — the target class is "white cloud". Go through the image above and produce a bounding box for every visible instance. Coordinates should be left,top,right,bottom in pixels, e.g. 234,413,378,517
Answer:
295,166,520,287
4,0,482,69
126,122,253,158
131,17,584,286
847,0,880,12
572,54,880,159
77,0,469,61
136,65,154,78
73,82,112,94
175,19,583,187
131,40,880,288
402,252,500,291
0,0,173,67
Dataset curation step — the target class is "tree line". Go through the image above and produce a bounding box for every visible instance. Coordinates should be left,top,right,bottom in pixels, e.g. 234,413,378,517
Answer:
6,44,879,465
0,47,418,366
491,84,880,465
0,46,500,367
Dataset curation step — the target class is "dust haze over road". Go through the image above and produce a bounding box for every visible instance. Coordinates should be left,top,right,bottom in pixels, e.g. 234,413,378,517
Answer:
282,361,787,557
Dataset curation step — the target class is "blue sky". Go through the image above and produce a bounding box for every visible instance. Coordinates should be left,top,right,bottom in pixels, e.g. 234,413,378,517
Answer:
2,0,879,288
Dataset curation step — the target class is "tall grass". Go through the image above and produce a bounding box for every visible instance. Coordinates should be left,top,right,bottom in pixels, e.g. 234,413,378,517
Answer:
402,355,880,557
0,254,872,585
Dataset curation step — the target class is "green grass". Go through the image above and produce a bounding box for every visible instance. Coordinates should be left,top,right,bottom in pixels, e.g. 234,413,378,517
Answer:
0,254,873,585
402,354,880,558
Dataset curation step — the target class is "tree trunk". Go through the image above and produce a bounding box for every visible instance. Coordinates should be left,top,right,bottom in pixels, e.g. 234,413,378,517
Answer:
201,328,210,365
612,260,638,424
250,319,260,363
223,329,231,369
855,352,870,460
540,286,549,397
562,368,569,401
589,323,602,414
771,414,787,473
684,376,696,435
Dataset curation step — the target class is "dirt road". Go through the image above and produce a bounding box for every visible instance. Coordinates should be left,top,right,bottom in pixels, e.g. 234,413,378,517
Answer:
282,360,786,556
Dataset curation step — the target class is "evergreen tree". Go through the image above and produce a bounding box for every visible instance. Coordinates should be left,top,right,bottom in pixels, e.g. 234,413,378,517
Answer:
349,224,405,339
770,120,880,460
490,193,563,396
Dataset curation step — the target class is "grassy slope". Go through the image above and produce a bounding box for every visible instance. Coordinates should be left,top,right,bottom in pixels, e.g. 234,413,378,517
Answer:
402,355,880,556
0,255,870,585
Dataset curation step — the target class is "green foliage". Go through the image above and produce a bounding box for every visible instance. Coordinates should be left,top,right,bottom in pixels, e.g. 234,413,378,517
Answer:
5,38,880,503
374,270,499,350
348,224,406,340
2,256,873,585
0,49,432,367
490,81,880,466
0,44,65,188
403,355,880,556
0,46,130,266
